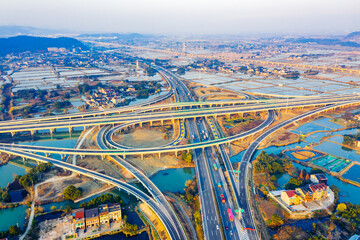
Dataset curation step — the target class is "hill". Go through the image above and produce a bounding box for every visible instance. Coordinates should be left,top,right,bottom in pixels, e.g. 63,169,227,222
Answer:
345,31,360,39
0,25,59,37
0,35,87,56
78,33,155,39
286,37,360,48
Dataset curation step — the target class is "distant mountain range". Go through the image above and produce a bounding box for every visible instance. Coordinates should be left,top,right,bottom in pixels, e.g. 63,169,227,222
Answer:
0,25,62,37
345,31,360,41
286,31,360,48
0,35,87,56
78,33,156,39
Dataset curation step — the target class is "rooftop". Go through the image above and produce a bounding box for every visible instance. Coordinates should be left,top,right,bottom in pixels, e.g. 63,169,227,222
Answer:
285,190,297,198
310,183,328,192
108,203,121,213
85,208,99,218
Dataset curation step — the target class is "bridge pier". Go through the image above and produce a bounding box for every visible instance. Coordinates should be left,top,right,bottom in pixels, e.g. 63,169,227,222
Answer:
50,128,55,137
80,155,84,160
175,151,177,157
161,120,163,125
141,154,144,160
139,122,142,128
158,152,161,159
122,155,126,159
11,132,15,137
101,155,105,160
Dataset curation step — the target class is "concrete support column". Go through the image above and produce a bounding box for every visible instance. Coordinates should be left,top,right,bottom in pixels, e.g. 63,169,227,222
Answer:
158,152,161,159
50,128,55,136
161,120,163,125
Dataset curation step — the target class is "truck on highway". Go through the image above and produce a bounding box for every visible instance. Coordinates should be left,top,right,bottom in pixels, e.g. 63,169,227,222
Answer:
192,135,195,140
228,208,234,221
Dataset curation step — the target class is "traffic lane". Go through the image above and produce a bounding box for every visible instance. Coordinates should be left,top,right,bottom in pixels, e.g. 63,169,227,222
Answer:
204,147,240,240
195,149,222,240
189,118,223,240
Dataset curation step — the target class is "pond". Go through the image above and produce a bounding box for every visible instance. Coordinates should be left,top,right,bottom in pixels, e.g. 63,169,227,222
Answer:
0,205,28,232
150,168,195,193
0,164,26,188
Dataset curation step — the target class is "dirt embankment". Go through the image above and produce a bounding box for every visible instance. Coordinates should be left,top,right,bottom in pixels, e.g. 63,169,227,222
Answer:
113,128,172,148
37,175,108,204
138,202,170,240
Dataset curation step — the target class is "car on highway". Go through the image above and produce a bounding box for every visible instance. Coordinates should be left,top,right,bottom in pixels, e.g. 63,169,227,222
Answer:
213,163,218,171
216,225,219,230
218,183,221,188
220,194,225,203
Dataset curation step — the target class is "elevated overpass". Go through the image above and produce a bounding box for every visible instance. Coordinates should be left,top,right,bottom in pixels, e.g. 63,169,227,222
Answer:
1,94,359,135
0,147,185,240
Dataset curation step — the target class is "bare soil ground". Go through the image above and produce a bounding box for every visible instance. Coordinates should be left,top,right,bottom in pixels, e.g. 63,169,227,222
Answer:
126,153,193,176
257,198,286,223
37,175,107,203
114,128,171,148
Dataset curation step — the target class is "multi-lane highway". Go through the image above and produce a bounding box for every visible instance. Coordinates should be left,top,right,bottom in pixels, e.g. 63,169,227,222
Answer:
2,65,360,240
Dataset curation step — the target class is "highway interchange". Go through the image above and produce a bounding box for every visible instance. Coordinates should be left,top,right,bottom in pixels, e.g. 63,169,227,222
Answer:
0,66,359,240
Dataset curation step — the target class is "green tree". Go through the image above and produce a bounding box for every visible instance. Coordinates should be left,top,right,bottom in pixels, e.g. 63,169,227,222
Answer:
337,203,347,212
8,225,20,236
285,177,304,189
63,185,82,201
271,214,284,226
182,151,193,164
193,210,202,225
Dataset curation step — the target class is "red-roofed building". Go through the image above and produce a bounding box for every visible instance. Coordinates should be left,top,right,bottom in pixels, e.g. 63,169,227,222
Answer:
72,208,85,230
280,190,303,206
309,183,328,201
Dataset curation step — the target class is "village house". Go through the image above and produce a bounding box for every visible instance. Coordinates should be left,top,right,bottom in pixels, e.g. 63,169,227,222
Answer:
281,190,303,206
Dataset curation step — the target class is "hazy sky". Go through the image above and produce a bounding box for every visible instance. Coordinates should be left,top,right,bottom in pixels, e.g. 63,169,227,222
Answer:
0,0,359,35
